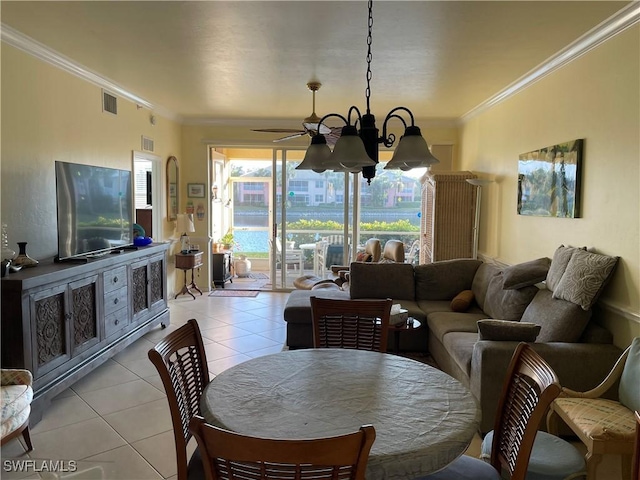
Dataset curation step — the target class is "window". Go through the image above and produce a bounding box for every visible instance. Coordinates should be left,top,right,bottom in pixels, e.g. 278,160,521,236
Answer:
290,180,308,192
315,194,323,203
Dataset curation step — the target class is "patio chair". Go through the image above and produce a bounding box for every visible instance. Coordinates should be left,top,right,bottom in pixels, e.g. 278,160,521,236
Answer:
270,237,304,271
148,319,209,480
547,336,640,480
189,415,375,480
310,296,392,352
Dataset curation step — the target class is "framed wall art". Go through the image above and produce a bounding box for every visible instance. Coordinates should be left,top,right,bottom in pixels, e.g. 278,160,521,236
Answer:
187,183,206,198
517,139,584,218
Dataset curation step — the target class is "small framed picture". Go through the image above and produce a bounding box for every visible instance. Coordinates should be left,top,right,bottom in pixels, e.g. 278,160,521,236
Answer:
187,183,205,198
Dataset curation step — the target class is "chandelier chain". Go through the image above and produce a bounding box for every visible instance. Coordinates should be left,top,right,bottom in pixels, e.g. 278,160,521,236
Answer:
365,0,373,114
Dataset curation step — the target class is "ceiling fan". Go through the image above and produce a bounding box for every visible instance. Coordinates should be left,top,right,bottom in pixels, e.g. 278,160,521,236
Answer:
252,82,341,147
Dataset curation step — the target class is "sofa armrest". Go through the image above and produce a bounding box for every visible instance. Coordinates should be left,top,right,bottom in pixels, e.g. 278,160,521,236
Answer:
470,341,623,432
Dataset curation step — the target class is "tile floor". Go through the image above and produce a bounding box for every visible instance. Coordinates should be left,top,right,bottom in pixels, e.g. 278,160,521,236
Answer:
1,291,626,480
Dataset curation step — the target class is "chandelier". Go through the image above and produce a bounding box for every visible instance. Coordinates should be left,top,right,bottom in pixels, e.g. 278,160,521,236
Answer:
296,0,440,183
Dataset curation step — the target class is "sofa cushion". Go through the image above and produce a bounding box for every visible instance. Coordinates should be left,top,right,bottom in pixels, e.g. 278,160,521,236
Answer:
471,263,502,312
482,273,539,321
521,289,592,342
442,332,478,377
477,319,541,342
426,311,486,343
546,245,586,293
553,249,619,311
502,257,551,290
414,259,482,301
349,262,415,301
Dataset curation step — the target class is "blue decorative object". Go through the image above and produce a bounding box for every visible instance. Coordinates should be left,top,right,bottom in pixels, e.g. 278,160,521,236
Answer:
134,236,153,246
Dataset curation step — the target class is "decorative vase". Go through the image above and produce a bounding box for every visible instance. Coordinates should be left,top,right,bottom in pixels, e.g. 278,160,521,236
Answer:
234,255,251,277
13,242,39,268
1,224,15,262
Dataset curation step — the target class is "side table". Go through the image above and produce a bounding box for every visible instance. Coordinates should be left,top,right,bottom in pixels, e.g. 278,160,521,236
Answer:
388,318,422,353
175,251,203,299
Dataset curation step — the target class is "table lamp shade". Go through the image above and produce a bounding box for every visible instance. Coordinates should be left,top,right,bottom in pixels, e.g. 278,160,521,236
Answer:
176,214,195,253
176,214,195,234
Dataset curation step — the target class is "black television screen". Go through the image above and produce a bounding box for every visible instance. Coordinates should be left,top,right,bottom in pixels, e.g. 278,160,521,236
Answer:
55,161,133,260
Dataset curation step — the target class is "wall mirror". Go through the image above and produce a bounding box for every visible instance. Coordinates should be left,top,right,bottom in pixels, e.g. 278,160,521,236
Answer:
166,156,179,221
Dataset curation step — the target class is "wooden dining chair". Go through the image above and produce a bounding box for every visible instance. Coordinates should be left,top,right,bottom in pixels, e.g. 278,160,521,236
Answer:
148,319,209,480
310,296,392,352
423,343,585,480
189,415,376,480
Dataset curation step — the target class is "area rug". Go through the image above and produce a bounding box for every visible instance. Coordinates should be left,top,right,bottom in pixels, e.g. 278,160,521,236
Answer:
247,272,269,280
208,290,260,298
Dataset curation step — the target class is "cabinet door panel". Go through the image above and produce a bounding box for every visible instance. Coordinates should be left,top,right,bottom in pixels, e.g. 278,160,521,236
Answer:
31,284,70,378
70,275,100,356
131,262,149,316
149,257,165,307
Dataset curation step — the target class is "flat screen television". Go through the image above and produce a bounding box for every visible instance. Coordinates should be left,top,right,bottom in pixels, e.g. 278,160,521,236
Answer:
55,161,133,260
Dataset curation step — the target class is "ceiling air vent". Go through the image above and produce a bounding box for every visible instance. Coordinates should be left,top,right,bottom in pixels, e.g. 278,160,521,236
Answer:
141,136,154,152
102,90,117,115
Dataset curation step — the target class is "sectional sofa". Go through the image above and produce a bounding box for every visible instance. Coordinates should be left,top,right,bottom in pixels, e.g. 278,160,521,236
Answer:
283,247,623,432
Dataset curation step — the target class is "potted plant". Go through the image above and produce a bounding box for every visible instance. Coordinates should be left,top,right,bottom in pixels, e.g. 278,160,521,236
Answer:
219,230,234,250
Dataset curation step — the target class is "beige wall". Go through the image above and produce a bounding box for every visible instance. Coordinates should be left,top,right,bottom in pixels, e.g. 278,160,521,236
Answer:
459,26,640,346
1,45,182,292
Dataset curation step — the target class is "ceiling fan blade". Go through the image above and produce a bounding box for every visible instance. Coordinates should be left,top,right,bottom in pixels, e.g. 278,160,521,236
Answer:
303,122,332,135
273,132,307,142
252,128,307,133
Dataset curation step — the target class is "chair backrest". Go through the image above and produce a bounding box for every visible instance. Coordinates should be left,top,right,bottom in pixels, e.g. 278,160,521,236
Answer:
189,415,376,480
381,240,405,262
148,319,209,480
619,337,640,412
310,296,392,352
363,238,381,262
489,343,562,480
405,239,420,265
633,410,640,480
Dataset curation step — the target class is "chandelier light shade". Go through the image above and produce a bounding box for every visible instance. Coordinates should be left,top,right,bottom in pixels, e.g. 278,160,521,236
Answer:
384,126,440,171
299,0,439,183
296,134,332,173
331,125,376,170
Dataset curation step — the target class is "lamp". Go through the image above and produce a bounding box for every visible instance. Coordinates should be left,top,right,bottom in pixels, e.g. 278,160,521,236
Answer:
175,213,195,253
466,178,493,260
297,0,439,183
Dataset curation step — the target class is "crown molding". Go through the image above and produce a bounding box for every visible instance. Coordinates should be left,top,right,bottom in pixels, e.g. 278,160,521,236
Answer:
461,2,640,123
1,23,158,111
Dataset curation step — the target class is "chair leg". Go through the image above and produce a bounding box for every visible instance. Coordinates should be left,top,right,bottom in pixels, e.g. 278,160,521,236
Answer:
585,451,602,480
22,426,33,452
621,454,632,480
546,408,560,434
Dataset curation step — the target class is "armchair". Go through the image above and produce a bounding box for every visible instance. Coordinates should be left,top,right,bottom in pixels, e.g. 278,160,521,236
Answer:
1,368,34,452
547,336,640,479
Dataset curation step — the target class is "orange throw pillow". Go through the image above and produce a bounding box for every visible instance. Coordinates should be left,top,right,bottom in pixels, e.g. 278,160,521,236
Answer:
451,290,475,312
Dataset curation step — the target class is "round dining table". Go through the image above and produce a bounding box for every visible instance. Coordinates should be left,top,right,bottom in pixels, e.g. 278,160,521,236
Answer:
200,349,480,480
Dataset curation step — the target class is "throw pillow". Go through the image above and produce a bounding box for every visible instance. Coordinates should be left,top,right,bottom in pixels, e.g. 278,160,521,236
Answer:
546,245,586,293
482,273,539,321
470,263,502,312
451,290,475,312
553,249,619,310
502,257,551,290
521,289,592,342
477,319,541,342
